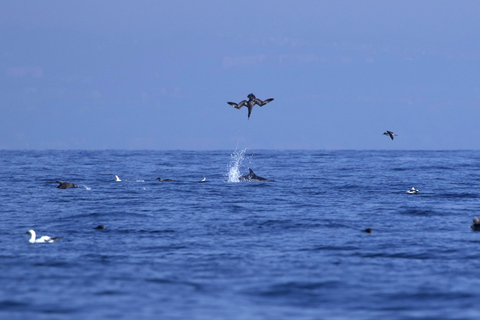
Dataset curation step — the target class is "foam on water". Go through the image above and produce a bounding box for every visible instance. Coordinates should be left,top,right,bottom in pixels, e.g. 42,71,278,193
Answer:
227,148,247,182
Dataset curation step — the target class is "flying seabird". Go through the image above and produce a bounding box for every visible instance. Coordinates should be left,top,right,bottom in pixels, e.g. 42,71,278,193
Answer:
115,175,121,182
25,230,61,243
383,130,397,140
56,181,80,189
227,93,274,119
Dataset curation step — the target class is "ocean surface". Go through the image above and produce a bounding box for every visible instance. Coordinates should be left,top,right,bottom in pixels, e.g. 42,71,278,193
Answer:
1,150,480,320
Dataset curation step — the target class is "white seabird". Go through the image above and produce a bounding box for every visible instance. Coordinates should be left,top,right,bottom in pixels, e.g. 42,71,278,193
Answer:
406,187,419,194
25,230,61,243
115,175,121,182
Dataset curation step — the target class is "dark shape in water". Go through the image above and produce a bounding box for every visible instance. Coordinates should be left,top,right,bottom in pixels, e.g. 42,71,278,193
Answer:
56,181,80,189
383,130,397,140
239,168,275,182
471,217,480,231
156,178,174,182
362,228,373,233
227,93,274,119
94,225,106,230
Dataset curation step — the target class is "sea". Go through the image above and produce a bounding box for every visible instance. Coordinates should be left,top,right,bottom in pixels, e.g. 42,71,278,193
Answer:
1,149,480,320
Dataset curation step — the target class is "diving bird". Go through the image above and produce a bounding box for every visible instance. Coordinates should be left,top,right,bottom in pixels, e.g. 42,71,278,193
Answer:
56,181,80,189
239,168,275,182
227,93,274,119
383,130,397,140
25,230,61,243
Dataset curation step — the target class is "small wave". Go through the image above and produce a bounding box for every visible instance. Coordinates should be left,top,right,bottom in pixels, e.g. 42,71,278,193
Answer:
310,245,360,252
439,193,479,199
253,280,340,298
0,300,30,310
145,278,204,290
94,290,124,296
398,208,444,216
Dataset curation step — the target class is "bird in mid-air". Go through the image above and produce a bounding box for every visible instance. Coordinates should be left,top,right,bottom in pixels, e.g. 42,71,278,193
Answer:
383,130,397,140
227,93,274,119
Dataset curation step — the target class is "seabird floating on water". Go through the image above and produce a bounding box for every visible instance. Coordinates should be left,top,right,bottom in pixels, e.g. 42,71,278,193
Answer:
25,230,61,243
56,181,80,189
227,93,274,119
383,130,397,140
471,217,480,231
156,177,174,182
406,187,419,194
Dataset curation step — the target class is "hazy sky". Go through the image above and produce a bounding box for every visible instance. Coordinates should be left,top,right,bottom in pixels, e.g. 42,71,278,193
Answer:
1,1,479,150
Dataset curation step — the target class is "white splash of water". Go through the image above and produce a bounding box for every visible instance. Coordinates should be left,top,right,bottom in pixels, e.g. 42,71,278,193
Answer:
227,148,247,182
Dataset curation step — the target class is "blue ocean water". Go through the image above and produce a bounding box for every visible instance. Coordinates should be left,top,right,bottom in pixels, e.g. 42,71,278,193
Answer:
1,150,480,320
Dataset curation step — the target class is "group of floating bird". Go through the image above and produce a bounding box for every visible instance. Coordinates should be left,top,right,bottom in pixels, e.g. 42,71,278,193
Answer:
26,216,480,243
25,94,477,242
55,168,270,190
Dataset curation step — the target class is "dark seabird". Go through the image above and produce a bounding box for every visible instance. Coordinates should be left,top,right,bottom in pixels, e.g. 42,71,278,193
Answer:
383,130,397,140
362,228,373,233
155,177,174,182
25,230,61,243
56,181,80,189
93,225,106,230
471,217,480,231
239,168,275,182
227,93,274,119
